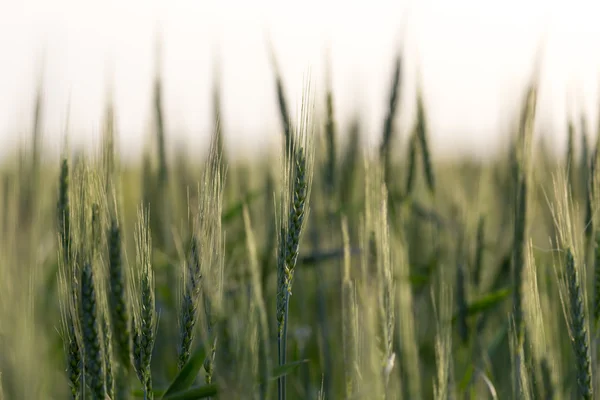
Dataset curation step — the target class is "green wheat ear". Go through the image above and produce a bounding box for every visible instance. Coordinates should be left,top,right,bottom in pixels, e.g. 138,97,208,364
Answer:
107,218,132,370
275,80,315,400
65,323,83,400
58,254,83,400
80,261,107,400
132,207,157,400
177,235,201,370
565,249,593,399
57,154,85,400
276,145,310,400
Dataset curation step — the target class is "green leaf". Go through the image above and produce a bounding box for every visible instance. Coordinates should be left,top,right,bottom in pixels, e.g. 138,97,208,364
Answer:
132,389,165,398
453,287,512,323
300,249,359,267
408,274,429,286
269,359,309,381
136,359,308,399
458,364,475,393
162,384,218,400
161,347,207,398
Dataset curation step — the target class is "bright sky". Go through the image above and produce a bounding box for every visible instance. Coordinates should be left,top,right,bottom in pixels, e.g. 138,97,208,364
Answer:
1,0,600,162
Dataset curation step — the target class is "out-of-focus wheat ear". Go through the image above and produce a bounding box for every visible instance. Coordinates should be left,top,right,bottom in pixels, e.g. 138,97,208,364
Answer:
432,268,454,400
339,117,360,211
261,169,276,290
23,80,43,225
153,60,168,189
141,150,154,210
107,218,131,372
379,53,402,181
456,245,469,344
243,205,271,400
540,357,555,400
473,216,485,287
368,230,378,278
405,131,418,197
91,203,102,256
190,131,225,390
101,97,116,195
1,174,10,236
266,42,295,158
324,58,336,198
341,216,359,398
31,79,42,172
523,238,556,400
415,88,435,195
585,167,594,268
565,249,593,399
202,251,224,389
212,58,227,171
508,80,536,400
512,81,537,346
394,208,422,400
512,140,528,345
581,117,593,255
57,157,71,264
152,44,171,252
378,186,395,369
581,115,589,196
594,233,600,332
132,207,157,400
591,147,598,206
566,120,575,197
509,315,532,400
592,147,600,337
80,261,107,399
595,106,600,176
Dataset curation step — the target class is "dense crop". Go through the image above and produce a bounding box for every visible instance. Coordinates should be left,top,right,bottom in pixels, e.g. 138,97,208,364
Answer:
0,48,599,400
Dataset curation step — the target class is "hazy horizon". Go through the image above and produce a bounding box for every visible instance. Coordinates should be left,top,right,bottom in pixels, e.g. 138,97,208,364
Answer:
2,0,600,163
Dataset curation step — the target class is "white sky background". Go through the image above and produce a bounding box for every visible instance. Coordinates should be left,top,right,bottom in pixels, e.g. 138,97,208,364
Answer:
1,0,600,163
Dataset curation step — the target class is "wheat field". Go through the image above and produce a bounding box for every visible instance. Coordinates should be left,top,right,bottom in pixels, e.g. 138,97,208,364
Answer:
0,47,598,400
